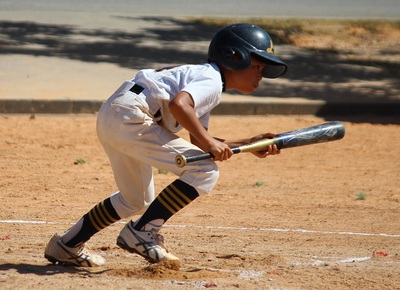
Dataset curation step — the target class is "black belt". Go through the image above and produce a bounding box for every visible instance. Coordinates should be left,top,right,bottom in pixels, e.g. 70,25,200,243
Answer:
129,84,144,94
129,83,161,123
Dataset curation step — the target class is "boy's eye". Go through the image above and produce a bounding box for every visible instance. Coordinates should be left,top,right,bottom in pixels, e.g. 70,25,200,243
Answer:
251,61,265,71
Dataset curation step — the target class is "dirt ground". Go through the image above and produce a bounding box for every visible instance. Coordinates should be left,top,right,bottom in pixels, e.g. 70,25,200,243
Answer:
0,114,399,289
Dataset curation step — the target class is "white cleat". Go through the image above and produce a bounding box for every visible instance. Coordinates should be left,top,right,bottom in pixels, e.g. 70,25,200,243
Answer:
117,221,181,270
44,233,105,267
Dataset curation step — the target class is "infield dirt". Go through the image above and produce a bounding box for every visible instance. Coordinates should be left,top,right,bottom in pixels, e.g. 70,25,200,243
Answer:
1,114,399,289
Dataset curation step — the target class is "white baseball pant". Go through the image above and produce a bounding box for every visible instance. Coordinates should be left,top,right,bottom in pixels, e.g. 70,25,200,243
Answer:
96,84,219,218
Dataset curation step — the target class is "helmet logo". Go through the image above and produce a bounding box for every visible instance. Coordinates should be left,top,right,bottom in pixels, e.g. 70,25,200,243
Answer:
266,39,274,54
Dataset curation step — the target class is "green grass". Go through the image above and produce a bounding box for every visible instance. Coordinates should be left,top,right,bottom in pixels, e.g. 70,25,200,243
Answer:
356,192,367,200
157,169,169,174
254,181,265,187
74,158,87,165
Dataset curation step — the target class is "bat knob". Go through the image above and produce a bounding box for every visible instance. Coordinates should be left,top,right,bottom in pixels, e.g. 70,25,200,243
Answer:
175,154,187,168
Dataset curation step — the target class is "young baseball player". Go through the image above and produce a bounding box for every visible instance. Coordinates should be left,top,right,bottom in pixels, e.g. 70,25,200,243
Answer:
44,23,288,269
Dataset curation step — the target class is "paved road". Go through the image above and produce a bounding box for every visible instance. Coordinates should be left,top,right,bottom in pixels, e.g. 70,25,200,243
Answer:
0,0,399,118
1,0,399,19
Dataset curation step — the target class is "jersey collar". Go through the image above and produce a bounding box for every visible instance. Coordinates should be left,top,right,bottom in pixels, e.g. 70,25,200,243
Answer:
209,62,226,92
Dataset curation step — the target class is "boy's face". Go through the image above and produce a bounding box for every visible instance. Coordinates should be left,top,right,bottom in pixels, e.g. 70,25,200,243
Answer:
227,57,265,94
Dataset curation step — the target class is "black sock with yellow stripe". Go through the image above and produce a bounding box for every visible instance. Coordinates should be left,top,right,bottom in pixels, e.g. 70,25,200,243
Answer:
134,179,199,231
64,197,120,248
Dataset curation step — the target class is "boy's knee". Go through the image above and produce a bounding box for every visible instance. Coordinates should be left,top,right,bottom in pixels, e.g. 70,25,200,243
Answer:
180,161,219,195
110,192,149,218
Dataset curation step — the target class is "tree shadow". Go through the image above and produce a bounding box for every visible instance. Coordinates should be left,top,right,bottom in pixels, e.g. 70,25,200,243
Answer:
251,49,400,102
0,17,215,68
0,17,398,123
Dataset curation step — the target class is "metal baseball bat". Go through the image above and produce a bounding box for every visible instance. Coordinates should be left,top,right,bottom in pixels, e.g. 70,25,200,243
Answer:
175,121,345,168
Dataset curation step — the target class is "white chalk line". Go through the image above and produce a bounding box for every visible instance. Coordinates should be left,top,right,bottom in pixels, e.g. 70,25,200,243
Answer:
167,224,400,238
1,219,399,238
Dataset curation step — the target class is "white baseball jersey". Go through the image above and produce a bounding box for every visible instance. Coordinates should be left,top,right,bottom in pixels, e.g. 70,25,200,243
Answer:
133,63,224,132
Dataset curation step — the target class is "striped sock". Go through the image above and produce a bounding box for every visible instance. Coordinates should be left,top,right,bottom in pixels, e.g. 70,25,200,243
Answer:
64,197,120,247
134,179,199,231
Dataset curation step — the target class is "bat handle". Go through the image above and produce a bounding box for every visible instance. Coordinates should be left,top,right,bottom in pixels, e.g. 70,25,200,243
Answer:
175,147,241,168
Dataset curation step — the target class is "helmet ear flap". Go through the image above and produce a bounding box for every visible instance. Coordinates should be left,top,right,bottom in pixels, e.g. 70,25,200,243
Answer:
220,46,251,70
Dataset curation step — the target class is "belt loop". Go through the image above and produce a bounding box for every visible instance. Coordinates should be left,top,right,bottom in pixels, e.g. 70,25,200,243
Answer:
129,84,144,95
153,109,162,124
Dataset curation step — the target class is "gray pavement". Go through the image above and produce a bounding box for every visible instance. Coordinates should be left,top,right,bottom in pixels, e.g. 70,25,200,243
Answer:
0,3,399,118
2,0,400,19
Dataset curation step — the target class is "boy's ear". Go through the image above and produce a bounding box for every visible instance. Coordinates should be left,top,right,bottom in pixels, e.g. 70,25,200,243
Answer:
220,47,250,70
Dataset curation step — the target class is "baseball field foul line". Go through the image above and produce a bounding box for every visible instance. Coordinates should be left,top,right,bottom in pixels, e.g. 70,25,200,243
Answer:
1,219,400,238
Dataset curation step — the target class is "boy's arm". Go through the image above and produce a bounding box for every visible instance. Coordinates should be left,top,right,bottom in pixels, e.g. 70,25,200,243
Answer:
169,91,233,161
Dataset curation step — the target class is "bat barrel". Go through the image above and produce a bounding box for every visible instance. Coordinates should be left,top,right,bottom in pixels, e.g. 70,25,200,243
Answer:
273,121,345,149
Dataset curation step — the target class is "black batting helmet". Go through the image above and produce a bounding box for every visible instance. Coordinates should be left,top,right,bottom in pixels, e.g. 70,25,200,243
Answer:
208,23,288,78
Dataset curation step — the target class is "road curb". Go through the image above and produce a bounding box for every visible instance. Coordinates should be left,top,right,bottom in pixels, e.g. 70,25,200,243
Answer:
0,99,102,114
212,100,400,115
0,99,399,116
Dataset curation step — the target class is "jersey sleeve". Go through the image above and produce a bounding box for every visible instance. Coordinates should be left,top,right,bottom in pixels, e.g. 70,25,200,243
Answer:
181,68,223,118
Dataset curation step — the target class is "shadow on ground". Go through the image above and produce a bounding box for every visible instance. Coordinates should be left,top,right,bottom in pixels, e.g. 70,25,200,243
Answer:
0,262,109,276
1,17,399,123
0,17,215,70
